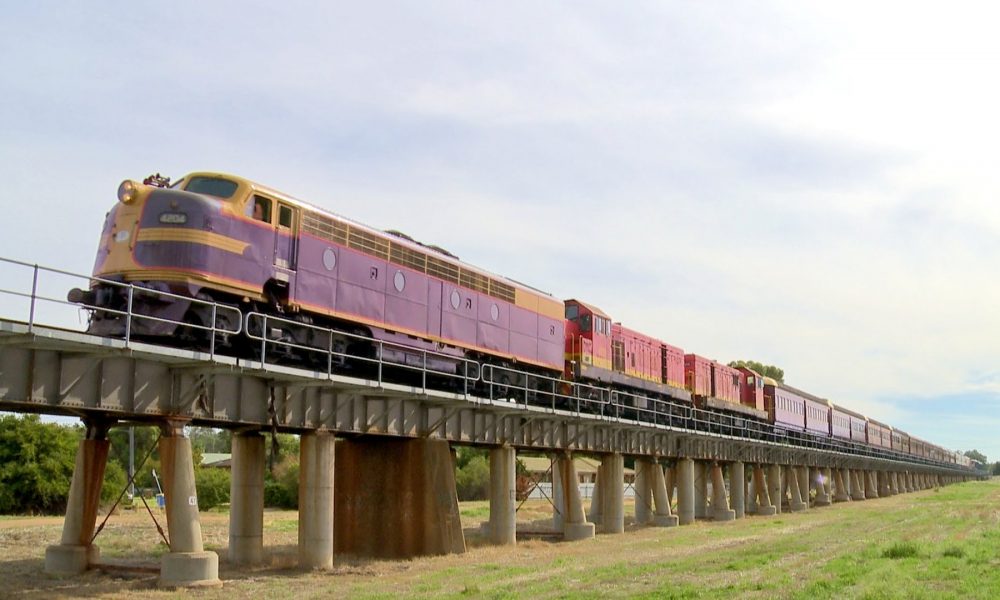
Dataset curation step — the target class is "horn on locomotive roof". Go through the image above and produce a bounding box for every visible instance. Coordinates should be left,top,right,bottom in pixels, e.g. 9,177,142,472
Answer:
143,173,171,188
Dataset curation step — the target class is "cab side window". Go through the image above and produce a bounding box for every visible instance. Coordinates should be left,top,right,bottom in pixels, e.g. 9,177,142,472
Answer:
251,195,272,223
278,204,293,228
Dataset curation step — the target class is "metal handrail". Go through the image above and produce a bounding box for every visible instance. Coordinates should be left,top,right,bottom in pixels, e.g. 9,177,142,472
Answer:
243,311,481,393
0,255,969,472
0,257,243,358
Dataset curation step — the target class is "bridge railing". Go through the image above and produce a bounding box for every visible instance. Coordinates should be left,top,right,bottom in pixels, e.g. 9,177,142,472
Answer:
0,256,962,471
243,311,482,394
0,256,243,357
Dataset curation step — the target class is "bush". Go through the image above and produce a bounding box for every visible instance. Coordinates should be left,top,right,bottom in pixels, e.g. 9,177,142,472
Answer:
264,455,299,509
455,455,490,501
194,467,230,511
0,414,80,514
101,459,128,508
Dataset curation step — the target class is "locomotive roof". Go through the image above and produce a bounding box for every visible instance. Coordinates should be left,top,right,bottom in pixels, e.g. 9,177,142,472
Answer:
187,171,559,301
565,299,610,319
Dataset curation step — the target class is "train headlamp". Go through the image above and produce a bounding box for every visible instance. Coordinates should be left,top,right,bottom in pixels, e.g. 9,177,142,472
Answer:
118,179,140,204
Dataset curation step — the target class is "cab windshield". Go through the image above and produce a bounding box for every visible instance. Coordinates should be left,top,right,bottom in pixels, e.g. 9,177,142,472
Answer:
185,176,239,199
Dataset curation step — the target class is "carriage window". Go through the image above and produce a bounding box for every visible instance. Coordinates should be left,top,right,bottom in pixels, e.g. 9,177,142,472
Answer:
566,305,579,320
278,204,293,228
580,314,592,332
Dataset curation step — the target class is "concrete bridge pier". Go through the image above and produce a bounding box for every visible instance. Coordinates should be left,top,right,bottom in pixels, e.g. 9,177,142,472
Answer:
767,464,783,515
813,467,831,506
597,453,625,534
556,453,596,541
694,462,709,519
865,471,879,499
851,470,866,501
710,464,736,522
797,467,811,508
892,472,901,495
298,431,335,569
833,469,850,502
158,422,220,587
878,472,891,497
730,462,745,519
45,420,112,575
753,464,776,515
650,462,679,527
785,466,805,512
664,465,676,508
229,432,265,566
554,455,567,530
676,458,696,525
586,467,600,525
633,459,653,526
485,446,516,545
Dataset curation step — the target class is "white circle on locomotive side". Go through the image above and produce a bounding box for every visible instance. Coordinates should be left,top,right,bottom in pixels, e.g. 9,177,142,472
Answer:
322,248,337,271
491,304,499,321
394,270,405,292
451,290,461,310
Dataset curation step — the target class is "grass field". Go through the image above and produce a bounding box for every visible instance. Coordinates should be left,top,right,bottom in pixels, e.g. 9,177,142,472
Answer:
1,479,997,599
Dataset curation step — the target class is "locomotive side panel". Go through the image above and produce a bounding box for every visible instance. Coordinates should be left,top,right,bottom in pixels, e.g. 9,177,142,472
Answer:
385,266,430,335
510,307,539,363
684,354,713,398
662,343,685,389
335,247,387,323
711,362,741,404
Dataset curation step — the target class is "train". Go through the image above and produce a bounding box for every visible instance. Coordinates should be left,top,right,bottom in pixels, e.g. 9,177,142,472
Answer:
68,171,971,469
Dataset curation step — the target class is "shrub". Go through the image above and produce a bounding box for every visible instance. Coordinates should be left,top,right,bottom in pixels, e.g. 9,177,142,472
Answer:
264,455,299,509
194,467,231,511
456,455,490,501
0,414,79,514
942,546,965,558
100,459,128,508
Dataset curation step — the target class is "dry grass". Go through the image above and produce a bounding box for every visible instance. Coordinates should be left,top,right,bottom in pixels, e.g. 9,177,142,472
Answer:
2,481,999,598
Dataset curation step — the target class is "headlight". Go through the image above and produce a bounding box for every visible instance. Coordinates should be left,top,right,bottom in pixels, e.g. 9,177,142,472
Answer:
118,179,140,204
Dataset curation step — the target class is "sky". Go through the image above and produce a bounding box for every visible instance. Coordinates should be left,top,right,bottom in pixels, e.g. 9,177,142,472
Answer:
1,2,998,459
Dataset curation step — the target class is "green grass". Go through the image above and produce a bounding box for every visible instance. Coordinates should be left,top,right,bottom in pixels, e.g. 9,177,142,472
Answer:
2,478,999,599
882,541,921,559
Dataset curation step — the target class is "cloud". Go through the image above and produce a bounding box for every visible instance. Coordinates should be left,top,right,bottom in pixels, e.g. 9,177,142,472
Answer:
1,1,998,458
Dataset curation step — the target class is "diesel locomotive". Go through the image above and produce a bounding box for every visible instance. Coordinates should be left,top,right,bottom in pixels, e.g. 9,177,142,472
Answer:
68,171,969,469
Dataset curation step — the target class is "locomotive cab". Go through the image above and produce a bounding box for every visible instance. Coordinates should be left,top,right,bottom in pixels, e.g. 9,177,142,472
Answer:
736,366,766,411
70,172,302,340
563,299,612,379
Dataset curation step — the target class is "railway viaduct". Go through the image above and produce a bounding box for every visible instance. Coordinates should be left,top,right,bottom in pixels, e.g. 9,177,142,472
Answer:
0,318,972,587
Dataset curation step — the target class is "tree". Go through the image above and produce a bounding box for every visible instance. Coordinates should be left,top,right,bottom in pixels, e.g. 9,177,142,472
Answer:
108,425,161,492
992,462,1000,477
964,449,987,464
729,360,784,383
0,414,80,514
455,454,490,501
